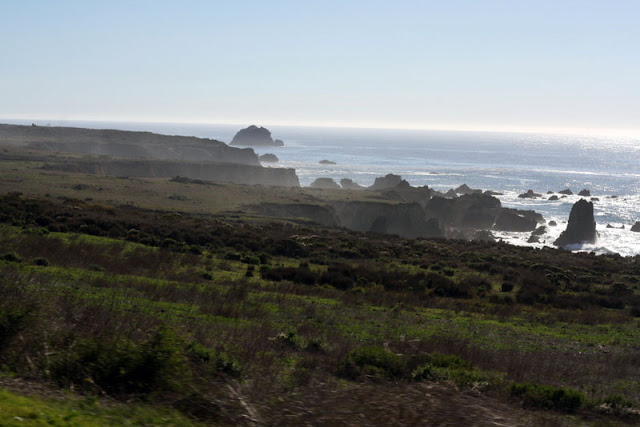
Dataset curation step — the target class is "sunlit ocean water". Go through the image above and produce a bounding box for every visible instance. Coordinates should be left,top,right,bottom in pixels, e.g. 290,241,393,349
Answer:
11,119,640,256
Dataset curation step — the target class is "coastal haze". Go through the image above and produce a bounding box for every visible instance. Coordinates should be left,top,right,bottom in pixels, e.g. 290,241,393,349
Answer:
5,118,640,255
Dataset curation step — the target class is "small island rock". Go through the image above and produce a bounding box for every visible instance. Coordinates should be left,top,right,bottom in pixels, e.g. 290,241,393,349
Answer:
319,160,337,165
518,189,542,199
578,189,591,197
230,125,284,147
631,222,640,232
559,189,573,195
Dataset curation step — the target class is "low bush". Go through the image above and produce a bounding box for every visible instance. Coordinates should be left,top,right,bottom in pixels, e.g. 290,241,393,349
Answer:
33,257,49,267
1,252,22,263
50,328,185,396
510,382,585,412
339,346,406,380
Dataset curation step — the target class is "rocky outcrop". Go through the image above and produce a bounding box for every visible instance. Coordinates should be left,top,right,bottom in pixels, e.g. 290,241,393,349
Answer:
494,209,541,232
259,153,279,163
455,184,482,195
548,195,559,201
532,226,547,236
548,221,557,227
370,174,403,190
0,123,260,165
230,125,284,147
559,189,573,195
554,199,597,247
340,178,364,190
43,158,300,187
331,201,443,238
381,183,433,208
310,178,340,189
631,222,640,232
319,160,336,165
518,189,542,199
426,193,500,230
578,189,591,197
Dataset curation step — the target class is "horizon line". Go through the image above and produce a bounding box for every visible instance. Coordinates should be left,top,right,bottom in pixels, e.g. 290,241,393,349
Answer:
2,115,639,138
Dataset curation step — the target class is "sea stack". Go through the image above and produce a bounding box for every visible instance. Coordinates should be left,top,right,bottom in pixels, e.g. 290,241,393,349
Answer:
554,199,597,247
230,125,284,147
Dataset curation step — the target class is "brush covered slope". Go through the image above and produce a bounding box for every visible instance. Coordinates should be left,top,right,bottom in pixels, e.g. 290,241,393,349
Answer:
0,191,639,425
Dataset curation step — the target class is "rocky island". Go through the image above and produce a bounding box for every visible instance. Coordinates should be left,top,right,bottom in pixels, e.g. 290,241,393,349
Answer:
230,125,284,147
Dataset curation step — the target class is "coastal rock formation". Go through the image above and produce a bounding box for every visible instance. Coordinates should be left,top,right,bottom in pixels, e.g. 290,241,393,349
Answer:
0,123,260,165
554,199,597,247
455,184,482,195
370,174,403,190
319,160,336,165
494,209,541,232
340,178,364,190
332,201,443,238
381,182,433,208
310,178,340,189
578,189,591,197
549,221,557,227
518,189,542,199
230,125,284,147
548,195,559,201
559,189,573,195
252,188,544,241
259,153,279,163
532,226,547,236
631,222,640,232
43,158,300,187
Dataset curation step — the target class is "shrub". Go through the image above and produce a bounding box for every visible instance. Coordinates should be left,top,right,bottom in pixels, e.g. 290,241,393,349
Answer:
501,282,514,292
187,342,241,379
1,252,22,263
339,346,406,380
602,394,634,410
33,257,49,267
50,328,185,395
0,307,32,351
510,382,585,412
411,364,449,382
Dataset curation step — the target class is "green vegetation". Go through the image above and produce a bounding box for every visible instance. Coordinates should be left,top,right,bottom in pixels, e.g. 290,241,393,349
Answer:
0,191,639,424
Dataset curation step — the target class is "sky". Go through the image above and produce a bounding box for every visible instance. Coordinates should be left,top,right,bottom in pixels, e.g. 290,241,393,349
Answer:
1,1,639,134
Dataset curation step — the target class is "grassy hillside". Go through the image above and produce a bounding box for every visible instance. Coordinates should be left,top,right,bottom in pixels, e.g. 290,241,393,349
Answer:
0,191,639,425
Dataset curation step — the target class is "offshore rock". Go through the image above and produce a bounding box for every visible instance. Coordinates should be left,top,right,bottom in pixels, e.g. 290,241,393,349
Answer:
518,189,542,199
631,222,640,232
230,125,284,147
578,189,591,197
554,199,597,247
559,189,573,195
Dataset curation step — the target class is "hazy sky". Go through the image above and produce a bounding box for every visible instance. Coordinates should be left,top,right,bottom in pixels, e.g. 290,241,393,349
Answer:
1,1,639,133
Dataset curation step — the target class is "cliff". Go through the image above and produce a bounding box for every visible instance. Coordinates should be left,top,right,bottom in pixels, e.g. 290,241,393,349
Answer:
42,158,300,187
0,123,259,165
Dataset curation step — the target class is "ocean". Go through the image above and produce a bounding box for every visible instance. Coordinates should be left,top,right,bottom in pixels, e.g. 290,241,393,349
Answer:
9,119,640,256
